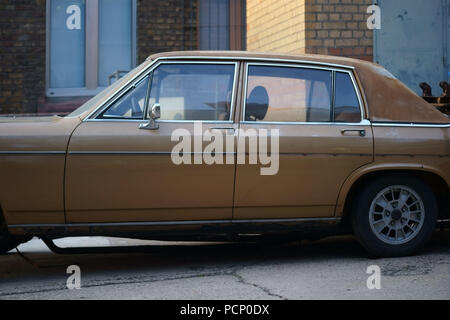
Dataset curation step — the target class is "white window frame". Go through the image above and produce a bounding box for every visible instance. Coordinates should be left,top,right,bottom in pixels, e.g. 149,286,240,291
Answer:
45,0,137,97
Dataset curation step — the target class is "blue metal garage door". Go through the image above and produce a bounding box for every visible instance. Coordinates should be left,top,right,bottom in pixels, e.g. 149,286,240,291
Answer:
374,0,449,96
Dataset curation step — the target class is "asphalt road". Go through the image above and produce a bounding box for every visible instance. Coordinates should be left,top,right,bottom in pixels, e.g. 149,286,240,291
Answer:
0,231,449,300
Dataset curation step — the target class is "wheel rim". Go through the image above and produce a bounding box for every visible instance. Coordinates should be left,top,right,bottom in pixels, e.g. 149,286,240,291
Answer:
369,185,425,245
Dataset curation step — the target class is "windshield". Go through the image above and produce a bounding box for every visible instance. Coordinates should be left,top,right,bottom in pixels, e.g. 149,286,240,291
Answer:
67,61,151,118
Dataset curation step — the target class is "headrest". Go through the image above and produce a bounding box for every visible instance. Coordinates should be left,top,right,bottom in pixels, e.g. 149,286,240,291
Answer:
245,86,269,121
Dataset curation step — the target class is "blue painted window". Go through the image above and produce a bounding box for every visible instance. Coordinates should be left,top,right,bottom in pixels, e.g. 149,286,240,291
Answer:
50,0,86,88
98,0,133,87
48,0,135,95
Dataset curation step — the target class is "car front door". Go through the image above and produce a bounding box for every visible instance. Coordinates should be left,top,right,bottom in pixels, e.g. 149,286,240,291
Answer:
65,61,239,223
234,63,374,220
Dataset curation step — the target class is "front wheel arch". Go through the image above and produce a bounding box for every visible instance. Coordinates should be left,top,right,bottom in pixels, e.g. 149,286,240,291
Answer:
0,205,31,254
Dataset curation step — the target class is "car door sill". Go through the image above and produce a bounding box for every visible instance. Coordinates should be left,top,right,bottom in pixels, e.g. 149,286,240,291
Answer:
9,217,341,229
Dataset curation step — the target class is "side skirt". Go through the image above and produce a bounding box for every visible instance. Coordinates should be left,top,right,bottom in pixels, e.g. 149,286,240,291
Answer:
8,217,348,241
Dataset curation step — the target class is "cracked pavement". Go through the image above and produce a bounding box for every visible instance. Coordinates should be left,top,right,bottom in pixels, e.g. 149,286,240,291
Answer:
0,231,449,300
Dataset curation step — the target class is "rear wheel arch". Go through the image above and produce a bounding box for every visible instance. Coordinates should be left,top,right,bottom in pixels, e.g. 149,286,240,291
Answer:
340,169,449,226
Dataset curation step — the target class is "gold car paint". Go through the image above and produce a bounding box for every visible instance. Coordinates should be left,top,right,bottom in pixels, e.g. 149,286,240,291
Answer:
1,51,448,235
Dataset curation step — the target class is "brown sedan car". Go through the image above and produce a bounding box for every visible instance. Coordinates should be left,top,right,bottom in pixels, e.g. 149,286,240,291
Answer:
1,51,449,257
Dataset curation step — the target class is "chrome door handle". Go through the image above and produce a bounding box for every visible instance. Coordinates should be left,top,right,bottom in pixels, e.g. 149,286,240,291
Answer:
341,129,366,137
209,127,236,133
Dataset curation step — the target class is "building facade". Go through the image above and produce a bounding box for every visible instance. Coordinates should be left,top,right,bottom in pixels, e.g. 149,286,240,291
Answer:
1,0,448,115
0,0,245,114
246,0,449,96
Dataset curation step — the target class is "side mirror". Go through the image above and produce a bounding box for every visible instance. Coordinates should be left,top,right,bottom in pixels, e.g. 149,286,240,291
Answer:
150,103,161,120
139,103,161,130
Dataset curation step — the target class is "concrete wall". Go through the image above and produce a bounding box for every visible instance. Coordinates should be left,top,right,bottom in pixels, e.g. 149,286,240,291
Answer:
374,0,449,95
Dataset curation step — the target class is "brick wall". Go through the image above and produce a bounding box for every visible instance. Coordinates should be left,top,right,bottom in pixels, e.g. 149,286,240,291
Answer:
247,0,306,54
137,0,198,63
305,0,373,61
0,0,46,114
247,0,373,61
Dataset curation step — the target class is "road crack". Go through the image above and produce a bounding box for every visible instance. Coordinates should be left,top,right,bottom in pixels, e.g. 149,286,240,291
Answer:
231,270,288,300
0,270,235,297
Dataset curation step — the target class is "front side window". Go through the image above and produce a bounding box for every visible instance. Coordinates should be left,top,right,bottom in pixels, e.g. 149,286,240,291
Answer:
100,76,149,119
148,63,236,121
101,77,149,120
245,65,332,122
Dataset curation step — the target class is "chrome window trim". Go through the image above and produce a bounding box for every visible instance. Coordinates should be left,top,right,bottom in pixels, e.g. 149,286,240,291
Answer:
67,151,372,157
0,151,65,155
68,151,235,155
83,63,153,120
240,119,371,126
86,60,239,123
152,55,356,70
241,62,365,124
372,122,450,128
83,56,357,122
156,120,235,124
85,119,237,124
98,75,150,120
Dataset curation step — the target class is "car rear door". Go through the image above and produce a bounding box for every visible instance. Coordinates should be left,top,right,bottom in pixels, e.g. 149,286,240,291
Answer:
233,62,374,220
65,61,239,224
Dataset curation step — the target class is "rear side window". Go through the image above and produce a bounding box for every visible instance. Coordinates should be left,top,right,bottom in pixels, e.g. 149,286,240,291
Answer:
245,65,332,122
334,72,361,123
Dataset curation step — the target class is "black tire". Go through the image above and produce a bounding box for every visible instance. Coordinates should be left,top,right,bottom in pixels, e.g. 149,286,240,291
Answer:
352,174,438,257
0,233,24,254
